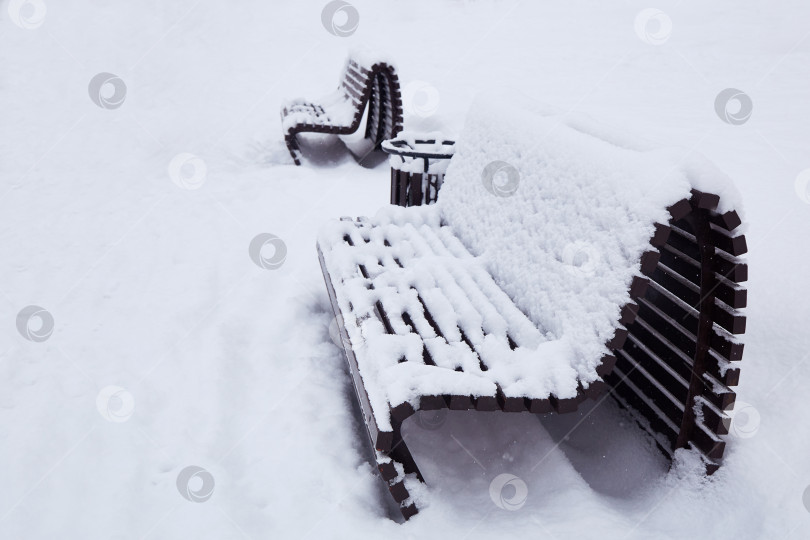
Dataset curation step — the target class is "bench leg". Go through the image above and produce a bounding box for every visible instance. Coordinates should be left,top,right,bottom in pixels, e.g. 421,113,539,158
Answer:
284,132,302,166
375,416,424,520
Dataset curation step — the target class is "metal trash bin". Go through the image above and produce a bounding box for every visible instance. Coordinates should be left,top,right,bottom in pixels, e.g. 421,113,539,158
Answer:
382,133,455,207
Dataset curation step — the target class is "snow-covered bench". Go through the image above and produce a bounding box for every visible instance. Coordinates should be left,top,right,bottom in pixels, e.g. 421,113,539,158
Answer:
317,98,748,519
280,52,403,165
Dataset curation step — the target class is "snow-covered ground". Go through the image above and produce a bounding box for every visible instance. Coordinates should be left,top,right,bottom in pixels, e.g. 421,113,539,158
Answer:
1,1,809,538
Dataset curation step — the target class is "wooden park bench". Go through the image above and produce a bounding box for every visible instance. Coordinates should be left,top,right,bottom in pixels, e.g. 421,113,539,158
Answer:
280,52,403,165
316,99,748,519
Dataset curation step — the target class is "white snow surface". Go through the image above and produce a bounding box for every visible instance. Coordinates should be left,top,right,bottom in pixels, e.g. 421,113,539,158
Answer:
2,1,810,539
319,208,567,431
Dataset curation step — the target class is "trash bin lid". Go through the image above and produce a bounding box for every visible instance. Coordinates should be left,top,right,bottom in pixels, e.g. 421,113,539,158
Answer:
381,134,455,160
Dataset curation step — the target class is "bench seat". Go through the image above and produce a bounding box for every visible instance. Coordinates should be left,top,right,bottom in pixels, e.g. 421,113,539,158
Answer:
318,212,624,417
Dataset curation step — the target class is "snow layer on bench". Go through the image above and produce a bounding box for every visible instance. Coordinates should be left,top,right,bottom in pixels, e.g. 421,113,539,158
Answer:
319,207,579,431
280,91,358,133
439,95,742,382
281,49,397,135
319,96,743,432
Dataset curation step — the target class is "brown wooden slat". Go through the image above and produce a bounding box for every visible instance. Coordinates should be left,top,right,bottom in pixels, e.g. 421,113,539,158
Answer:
650,264,701,307
391,402,415,423
398,171,408,205
475,395,499,411
711,277,747,309
651,223,671,247
667,198,693,221
667,225,701,260
348,60,371,75
390,169,400,205
401,311,436,366
550,396,579,413
448,395,474,410
627,316,692,376
583,380,608,399
640,251,661,275
378,461,397,482
596,354,617,377
714,254,748,283
615,350,686,427
418,395,445,410
343,68,370,88
710,228,748,256
343,78,370,103
408,173,423,207
695,397,729,436
345,66,370,85
401,504,418,520
622,328,691,400
707,350,741,386
372,72,388,143
608,328,628,350
620,303,639,325
700,372,736,411
498,387,526,412
721,365,741,387
636,299,698,359
690,189,720,211
710,331,744,361
660,245,701,285
389,481,409,503
374,300,397,335
690,422,726,460
712,303,747,334
528,398,554,413
605,368,679,448
629,315,739,387
629,276,650,299
365,76,381,142
641,286,700,336
708,210,742,231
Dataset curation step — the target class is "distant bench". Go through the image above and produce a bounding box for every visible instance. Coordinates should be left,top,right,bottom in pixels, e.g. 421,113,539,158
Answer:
280,53,403,165
317,100,748,519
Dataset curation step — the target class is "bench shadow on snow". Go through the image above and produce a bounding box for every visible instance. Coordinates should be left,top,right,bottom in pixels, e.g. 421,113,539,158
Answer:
311,294,668,520
536,398,670,498
295,133,388,169
400,401,670,519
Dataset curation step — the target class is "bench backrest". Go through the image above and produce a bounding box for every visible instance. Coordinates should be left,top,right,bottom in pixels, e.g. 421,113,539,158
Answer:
436,97,742,378
338,52,402,144
339,58,372,106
